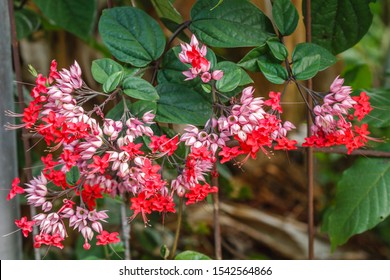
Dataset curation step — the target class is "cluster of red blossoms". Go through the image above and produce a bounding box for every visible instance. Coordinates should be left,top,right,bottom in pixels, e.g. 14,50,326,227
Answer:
6,35,376,252
302,76,377,153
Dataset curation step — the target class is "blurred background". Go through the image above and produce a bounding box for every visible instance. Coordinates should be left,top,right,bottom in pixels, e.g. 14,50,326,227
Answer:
3,0,390,259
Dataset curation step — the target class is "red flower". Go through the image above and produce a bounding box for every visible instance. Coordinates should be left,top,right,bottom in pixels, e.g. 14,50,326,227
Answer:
121,142,144,157
264,91,283,113
88,153,110,174
81,184,103,210
149,135,178,156
274,137,298,150
352,92,372,121
218,146,244,163
185,183,218,205
15,216,35,237
7,178,24,201
34,233,64,249
96,230,120,246
129,192,152,225
150,194,176,213
61,149,81,170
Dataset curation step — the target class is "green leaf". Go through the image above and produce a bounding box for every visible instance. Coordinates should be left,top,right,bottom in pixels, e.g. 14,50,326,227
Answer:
33,0,96,39
272,0,299,36
303,0,375,54
15,8,40,40
215,62,242,92
292,54,321,80
257,59,288,84
175,250,212,260
103,71,123,93
201,83,212,93
98,7,166,67
160,244,170,260
106,99,132,120
323,156,390,250
343,64,372,90
238,44,268,72
190,0,275,47
122,77,159,101
66,166,80,185
156,83,211,125
364,89,390,128
238,69,254,86
151,0,183,24
91,58,124,84
292,43,337,71
130,100,157,118
267,39,288,61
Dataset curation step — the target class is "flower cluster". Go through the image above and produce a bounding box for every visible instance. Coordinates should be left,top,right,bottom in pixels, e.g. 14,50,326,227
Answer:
7,59,218,250
180,87,298,166
179,35,223,83
303,76,377,153
6,35,376,253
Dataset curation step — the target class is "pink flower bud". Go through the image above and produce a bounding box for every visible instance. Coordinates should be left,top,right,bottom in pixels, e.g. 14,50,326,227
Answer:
92,221,103,233
237,131,247,141
212,70,224,81
142,111,155,124
42,201,53,212
201,72,211,83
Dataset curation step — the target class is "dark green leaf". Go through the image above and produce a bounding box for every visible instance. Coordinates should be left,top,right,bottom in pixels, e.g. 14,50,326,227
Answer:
272,0,299,36
151,0,183,24
156,83,211,125
292,43,337,71
364,89,390,128
175,250,212,260
99,7,166,67
238,44,268,72
323,156,390,250
106,99,132,120
33,0,96,39
258,59,288,84
130,100,157,118
66,166,80,185
303,0,375,54
103,71,123,93
122,77,159,101
15,8,40,40
343,64,372,90
267,39,288,61
215,62,242,92
292,54,321,80
238,69,254,86
91,58,124,84
190,0,275,47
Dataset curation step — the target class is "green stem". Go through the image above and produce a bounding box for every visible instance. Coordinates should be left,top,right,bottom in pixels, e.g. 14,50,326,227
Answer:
170,197,183,259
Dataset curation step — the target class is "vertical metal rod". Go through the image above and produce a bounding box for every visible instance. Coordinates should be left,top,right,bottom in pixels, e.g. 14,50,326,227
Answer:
0,0,22,260
7,0,41,260
304,0,315,260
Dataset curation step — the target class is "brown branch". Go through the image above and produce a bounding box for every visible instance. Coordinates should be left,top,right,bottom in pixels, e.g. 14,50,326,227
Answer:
304,0,315,260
